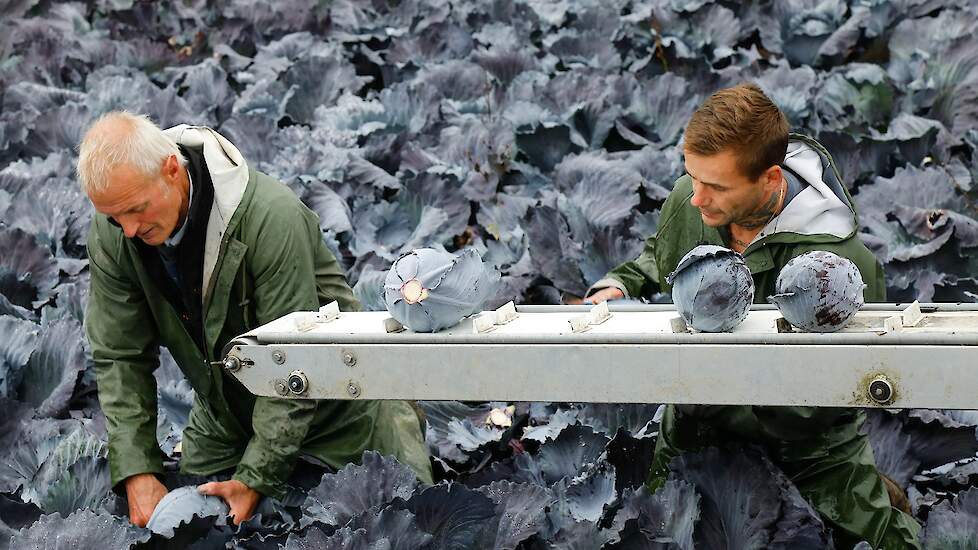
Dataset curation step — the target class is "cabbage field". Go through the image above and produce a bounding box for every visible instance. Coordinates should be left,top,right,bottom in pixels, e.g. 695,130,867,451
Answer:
2,0,978,547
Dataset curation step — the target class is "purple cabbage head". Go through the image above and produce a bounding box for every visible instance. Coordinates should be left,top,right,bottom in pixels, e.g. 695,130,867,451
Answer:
666,245,754,333
768,251,865,333
384,248,500,332
146,486,229,538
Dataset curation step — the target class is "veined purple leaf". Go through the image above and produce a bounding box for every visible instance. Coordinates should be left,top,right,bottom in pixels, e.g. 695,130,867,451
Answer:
0,228,59,310
755,63,818,127
18,316,88,418
669,447,830,549
607,481,699,549
287,506,431,550
887,8,978,139
543,9,622,70
547,465,616,524
533,425,610,486
352,266,388,312
283,48,369,125
157,378,193,458
0,317,39,399
9,509,149,550
419,400,514,465
159,59,234,126
919,488,978,549
524,205,586,297
476,480,552,550
300,451,420,528
401,482,498,548
553,152,642,228
1,153,92,254
350,174,468,261
84,67,194,128
619,73,702,148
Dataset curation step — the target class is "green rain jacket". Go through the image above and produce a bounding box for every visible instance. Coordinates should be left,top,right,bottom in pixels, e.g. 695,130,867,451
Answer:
86,126,432,501
588,134,920,549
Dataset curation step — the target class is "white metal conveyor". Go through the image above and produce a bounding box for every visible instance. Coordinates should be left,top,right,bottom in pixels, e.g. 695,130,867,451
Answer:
221,303,978,409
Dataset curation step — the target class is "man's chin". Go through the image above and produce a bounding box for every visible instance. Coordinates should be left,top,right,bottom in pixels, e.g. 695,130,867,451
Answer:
699,212,726,227
139,232,166,246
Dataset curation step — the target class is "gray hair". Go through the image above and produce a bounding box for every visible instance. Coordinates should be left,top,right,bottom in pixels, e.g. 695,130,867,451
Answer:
76,111,185,195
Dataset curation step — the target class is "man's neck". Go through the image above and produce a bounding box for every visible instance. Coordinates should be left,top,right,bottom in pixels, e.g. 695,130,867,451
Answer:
728,177,787,253
166,168,193,244
177,169,191,223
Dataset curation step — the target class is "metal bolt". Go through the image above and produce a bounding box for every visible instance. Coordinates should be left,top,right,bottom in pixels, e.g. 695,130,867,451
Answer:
271,349,286,364
288,370,309,395
223,356,241,372
347,382,361,398
342,352,357,367
274,379,289,396
868,376,894,405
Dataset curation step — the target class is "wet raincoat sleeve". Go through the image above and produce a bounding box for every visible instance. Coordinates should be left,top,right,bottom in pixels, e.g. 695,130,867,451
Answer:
589,235,661,299
85,219,165,489
231,194,358,500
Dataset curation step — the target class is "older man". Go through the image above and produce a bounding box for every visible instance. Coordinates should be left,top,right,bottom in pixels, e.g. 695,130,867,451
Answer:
587,84,920,549
78,112,432,526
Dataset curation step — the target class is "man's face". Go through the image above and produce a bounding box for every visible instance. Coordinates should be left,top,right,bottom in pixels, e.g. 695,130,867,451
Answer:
89,155,184,246
684,148,781,228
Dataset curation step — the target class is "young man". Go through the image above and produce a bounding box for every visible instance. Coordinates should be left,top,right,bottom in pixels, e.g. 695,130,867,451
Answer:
79,112,432,527
587,84,920,549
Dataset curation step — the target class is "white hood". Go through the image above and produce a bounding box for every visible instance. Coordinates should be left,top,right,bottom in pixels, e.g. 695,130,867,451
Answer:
162,125,249,303
753,140,857,244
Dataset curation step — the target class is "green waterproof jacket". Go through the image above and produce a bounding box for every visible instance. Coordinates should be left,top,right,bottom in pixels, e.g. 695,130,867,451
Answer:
86,126,431,500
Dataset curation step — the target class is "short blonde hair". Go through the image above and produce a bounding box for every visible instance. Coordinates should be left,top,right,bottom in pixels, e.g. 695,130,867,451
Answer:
76,111,184,195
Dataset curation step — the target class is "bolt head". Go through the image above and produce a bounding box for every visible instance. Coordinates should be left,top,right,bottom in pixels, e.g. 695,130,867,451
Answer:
347,383,361,397
343,352,356,367
868,377,894,404
223,356,241,372
274,380,289,395
272,350,286,364
288,370,308,395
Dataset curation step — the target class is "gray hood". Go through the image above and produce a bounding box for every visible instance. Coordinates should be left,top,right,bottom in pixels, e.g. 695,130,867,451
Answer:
752,136,857,245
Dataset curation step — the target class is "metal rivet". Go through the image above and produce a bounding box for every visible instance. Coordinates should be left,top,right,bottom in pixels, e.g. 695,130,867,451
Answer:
223,356,241,372
288,370,308,395
274,379,289,396
868,376,894,405
272,349,286,364
347,382,361,398
342,352,357,367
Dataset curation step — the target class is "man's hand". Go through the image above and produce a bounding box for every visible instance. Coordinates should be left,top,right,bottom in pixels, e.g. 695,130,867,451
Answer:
583,287,625,304
198,479,261,525
124,473,168,527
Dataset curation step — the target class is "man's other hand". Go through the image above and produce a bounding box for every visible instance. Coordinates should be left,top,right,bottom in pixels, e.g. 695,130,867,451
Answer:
124,473,168,527
198,479,261,525
583,287,625,304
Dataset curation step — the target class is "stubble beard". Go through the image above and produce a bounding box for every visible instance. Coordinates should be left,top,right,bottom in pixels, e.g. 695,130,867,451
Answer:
732,187,781,230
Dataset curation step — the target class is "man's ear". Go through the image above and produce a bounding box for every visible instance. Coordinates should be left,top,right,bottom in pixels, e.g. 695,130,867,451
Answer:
162,154,181,184
762,164,783,191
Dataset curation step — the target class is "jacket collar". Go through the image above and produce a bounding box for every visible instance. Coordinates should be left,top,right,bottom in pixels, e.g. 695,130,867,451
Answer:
745,134,857,251
162,125,250,305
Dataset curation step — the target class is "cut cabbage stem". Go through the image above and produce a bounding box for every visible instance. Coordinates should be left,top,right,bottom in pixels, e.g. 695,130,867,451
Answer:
400,279,429,304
